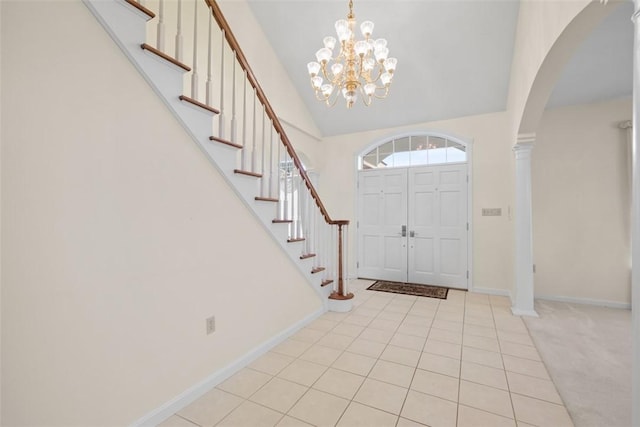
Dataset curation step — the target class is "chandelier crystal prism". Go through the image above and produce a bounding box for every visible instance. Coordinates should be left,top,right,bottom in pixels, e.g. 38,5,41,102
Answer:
306,0,397,108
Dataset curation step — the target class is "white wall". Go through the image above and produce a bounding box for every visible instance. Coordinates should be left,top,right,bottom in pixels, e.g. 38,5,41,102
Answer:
318,112,516,294
0,0,3,419
532,97,631,306
0,1,321,425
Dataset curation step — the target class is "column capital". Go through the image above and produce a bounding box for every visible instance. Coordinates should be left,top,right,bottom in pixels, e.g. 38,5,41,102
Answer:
513,144,534,160
516,132,536,146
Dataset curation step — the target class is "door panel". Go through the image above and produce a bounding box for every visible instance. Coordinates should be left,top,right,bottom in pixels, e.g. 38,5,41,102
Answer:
408,167,437,284
438,165,467,287
358,169,407,282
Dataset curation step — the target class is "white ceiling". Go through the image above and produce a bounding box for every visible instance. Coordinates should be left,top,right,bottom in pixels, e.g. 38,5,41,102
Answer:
246,0,633,137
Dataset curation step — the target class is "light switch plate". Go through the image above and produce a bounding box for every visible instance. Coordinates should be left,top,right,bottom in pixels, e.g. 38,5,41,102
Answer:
482,208,502,216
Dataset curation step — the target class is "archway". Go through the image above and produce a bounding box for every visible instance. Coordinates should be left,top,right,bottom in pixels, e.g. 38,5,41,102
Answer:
514,1,637,424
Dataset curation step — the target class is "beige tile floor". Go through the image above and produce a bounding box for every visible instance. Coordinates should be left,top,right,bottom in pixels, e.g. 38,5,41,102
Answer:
159,280,573,427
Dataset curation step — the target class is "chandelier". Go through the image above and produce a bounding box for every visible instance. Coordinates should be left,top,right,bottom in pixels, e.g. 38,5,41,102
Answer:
306,0,397,108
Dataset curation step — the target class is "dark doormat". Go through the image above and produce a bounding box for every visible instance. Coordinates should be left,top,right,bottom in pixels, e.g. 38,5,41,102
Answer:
367,280,449,300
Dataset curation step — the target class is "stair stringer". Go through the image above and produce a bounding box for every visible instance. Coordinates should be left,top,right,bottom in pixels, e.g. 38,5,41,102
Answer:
83,0,333,305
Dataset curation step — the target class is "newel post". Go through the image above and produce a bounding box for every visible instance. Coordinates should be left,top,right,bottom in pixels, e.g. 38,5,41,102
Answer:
328,222,354,312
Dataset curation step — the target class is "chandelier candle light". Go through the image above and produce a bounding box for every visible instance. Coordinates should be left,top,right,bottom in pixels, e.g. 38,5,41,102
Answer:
307,0,397,108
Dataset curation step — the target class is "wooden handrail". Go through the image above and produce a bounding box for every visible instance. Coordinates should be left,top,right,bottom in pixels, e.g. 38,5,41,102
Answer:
205,0,348,227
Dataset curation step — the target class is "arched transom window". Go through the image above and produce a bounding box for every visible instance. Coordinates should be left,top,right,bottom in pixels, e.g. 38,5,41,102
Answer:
360,134,467,169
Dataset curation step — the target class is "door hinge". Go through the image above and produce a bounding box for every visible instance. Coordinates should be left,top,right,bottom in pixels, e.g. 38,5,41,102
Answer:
466,174,469,183
466,222,469,231
466,270,469,279
357,221,359,229
357,261,359,268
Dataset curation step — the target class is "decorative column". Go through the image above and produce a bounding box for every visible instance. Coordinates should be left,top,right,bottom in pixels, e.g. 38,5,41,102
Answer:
512,134,538,317
631,2,640,425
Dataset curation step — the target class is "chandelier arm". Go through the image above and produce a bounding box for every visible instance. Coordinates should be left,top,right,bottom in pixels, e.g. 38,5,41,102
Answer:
366,63,387,85
371,85,391,100
358,86,373,107
326,90,342,107
319,64,333,82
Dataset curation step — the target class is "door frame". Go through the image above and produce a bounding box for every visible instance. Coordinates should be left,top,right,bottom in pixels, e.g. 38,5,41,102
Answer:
354,130,474,291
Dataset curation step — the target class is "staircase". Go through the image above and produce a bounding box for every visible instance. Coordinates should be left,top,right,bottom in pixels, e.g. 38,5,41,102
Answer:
83,0,353,311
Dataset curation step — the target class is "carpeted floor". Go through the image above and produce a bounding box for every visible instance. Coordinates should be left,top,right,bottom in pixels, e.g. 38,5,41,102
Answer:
367,280,449,299
524,300,632,427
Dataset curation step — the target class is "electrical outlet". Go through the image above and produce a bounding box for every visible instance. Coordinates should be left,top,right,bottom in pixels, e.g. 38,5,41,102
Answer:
206,316,216,335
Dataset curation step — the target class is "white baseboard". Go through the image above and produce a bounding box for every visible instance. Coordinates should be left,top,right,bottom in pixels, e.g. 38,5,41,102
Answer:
131,307,325,427
535,294,632,310
471,287,511,297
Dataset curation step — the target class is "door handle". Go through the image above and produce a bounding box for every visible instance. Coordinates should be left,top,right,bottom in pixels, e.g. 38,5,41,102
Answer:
401,225,407,237
410,230,416,238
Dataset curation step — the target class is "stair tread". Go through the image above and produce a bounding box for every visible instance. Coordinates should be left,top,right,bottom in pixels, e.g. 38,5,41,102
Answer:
124,0,155,19
287,237,305,243
311,267,326,274
255,197,279,202
141,43,191,72
300,253,317,259
321,279,334,287
211,136,242,149
234,169,263,178
179,95,220,114
272,219,293,223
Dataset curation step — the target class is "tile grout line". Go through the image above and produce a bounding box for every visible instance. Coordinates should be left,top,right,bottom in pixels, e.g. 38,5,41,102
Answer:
491,299,519,424
455,292,467,426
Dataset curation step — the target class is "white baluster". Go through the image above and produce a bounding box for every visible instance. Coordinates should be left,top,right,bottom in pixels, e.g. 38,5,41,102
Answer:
230,54,237,142
332,224,338,290
307,196,314,255
301,184,308,257
251,89,257,173
277,138,282,219
156,0,165,51
175,0,183,61
205,6,213,106
318,221,324,275
261,107,267,197
269,125,274,198
219,30,226,139
304,184,311,254
190,0,198,99
241,71,247,170
284,152,290,221
291,173,299,240
297,176,303,239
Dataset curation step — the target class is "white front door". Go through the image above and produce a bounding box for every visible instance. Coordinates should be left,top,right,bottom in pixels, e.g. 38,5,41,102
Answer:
358,168,407,282
358,164,468,289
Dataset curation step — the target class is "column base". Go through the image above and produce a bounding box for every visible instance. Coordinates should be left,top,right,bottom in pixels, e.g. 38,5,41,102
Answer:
511,307,539,317
328,292,354,312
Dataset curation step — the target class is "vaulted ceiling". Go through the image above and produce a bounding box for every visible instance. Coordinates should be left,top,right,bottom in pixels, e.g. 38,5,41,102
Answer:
246,0,633,137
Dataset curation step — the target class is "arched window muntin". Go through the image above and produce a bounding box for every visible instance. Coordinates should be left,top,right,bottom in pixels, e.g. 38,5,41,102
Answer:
358,132,469,170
